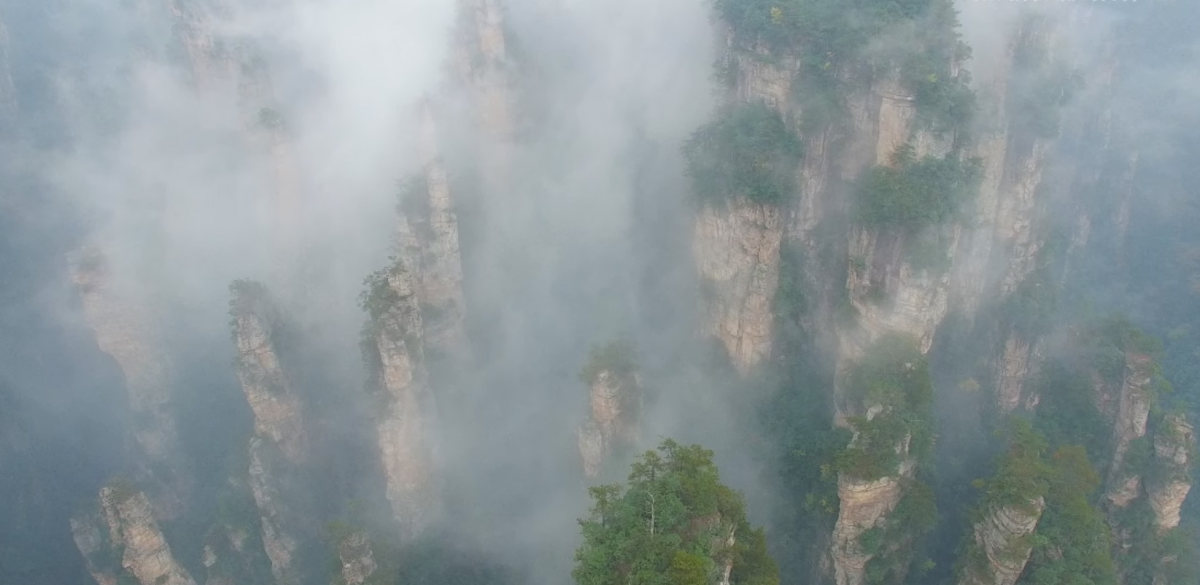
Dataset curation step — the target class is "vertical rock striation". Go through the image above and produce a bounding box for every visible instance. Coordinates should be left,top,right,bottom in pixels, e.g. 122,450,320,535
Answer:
229,281,309,583
1104,353,1154,507
694,198,783,373
961,499,1045,585
397,107,468,355
72,485,197,585
1147,415,1194,533
454,0,514,145
362,263,438,537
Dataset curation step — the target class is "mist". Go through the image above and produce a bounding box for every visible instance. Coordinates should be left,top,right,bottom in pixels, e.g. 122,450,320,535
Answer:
4,1,1200,585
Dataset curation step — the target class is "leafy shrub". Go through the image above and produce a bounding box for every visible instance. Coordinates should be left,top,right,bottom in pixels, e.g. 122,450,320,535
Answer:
855,145,982,231
684,102,803,205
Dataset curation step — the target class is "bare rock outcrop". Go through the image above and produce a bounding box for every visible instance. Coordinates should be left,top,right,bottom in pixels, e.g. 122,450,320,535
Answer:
231,282,306,463
995,334,1041,413
396,107,468,354
842,227,955,361
962,499,1045,585
363,263,438,537
1104,353,1154,504
832,469,912,585
336,532,378,585
694,198,782,373
72,484,196,585
69,247,187,515
454,0,514,144
577,345,641,477
229,281,309,583
1148,415,1194,532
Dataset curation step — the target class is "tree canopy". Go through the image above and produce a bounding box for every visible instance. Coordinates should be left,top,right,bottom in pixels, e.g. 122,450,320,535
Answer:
573,440,779,585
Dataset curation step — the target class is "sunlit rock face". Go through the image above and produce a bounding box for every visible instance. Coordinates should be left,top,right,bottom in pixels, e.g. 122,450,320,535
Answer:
364,265,438,538
578,367,641,478
72,486,196,585
961,499,1045,585
1148,415,1194,532
397,108,468,355
694,198,782,374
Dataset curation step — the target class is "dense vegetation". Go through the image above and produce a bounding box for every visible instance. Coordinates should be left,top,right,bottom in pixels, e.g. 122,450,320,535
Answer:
715,0,973,131
573,440,779,585
855,146,981,232
836,334,934,481
684,103,803,205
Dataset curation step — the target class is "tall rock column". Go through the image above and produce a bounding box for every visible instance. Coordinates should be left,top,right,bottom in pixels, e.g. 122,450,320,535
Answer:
229,281,309,584
396,107,468,355
361,262,438,538
1147,415,1194,533
69,248,187,515
71,483,197,585
1104,353,1154,507
576,343,642,477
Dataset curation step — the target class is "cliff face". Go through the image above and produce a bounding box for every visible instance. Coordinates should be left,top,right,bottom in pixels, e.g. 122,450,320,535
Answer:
454,0,514,145
962,499,1045,585
364,264,438,537
577,367,641,478
69,248,187,516
1109,354,1153,474
832,465,913,585
995,336,1041,413
1148,415,1194,532
229,282,309,583
336,532,378,585
231,283,306,463
397,109,467,354
694,198,782,373
72,486,196,585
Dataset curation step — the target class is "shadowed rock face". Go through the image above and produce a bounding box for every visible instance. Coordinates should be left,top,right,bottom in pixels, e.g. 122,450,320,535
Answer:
962,499,1045,585
1148,415,1194,532
72,486,196,585
364,265,438,538
694,198,782,374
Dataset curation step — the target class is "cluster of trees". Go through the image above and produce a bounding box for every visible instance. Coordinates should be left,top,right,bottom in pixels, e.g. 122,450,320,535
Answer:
684,103,803,205
573,441,779,585
855,145,981,232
